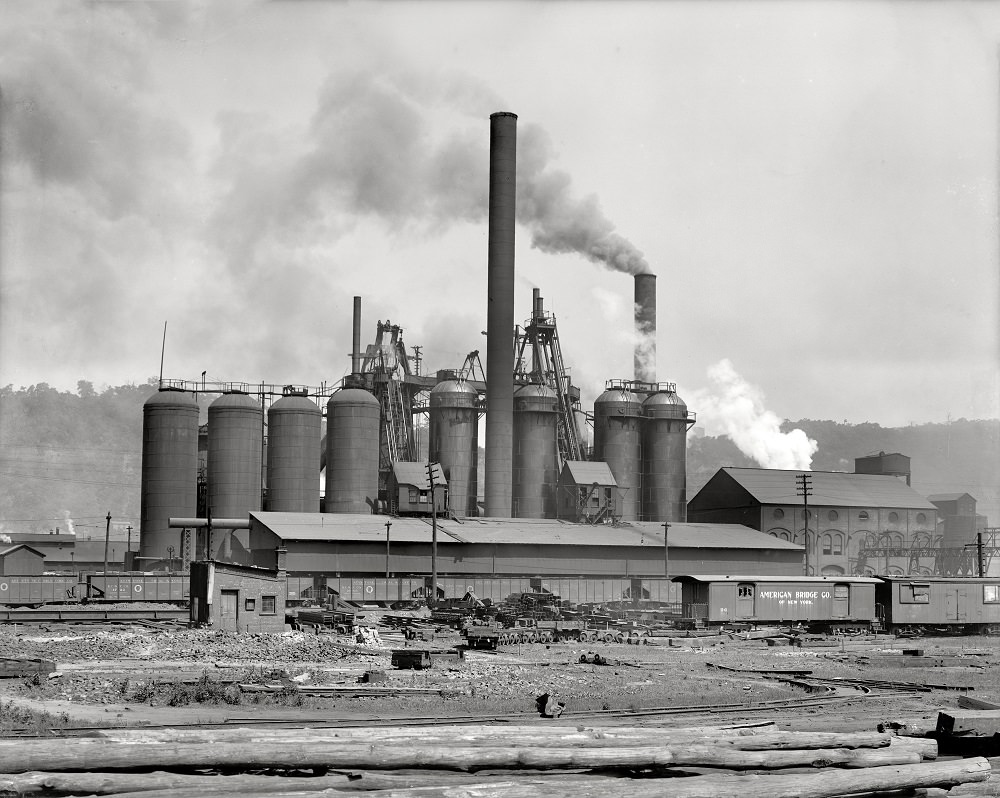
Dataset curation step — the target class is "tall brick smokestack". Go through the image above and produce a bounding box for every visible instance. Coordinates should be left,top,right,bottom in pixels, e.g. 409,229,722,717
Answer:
634,273,656,383
485,111,517,518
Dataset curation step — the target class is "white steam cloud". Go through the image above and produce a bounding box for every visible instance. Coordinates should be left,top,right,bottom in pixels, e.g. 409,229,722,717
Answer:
689,359,818,469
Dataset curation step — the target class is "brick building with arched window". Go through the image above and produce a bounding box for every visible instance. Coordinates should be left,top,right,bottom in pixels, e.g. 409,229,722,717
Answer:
687,467,939,576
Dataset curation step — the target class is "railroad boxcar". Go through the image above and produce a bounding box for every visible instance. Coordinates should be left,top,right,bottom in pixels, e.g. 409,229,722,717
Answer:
0,575,84,607
673,575,882,633
876,576,1000,635
86,572,189,604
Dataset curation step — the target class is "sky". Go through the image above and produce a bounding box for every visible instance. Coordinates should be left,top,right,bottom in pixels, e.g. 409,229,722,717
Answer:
2,0,999,446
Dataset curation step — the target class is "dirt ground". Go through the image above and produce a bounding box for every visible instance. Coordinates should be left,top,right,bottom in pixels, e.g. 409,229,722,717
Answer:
0,624,997,732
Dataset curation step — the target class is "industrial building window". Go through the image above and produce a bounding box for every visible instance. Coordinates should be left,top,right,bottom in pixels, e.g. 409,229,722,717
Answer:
261,595,277,614
916,513,927,524
773,508,784,520
832,534,843,555
244,598,256,611
984,585,1000,604
900,584,930,604
859,511,869,520
828,510,839,522
822,535,832,555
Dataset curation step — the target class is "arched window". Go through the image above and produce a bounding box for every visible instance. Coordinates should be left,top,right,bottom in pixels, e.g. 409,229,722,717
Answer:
833,534,844,555
822,534,832,555
828,510,839,522
773,508,785,520
888,511,899,524
858,510,869,520
893,534,903,548
916,513,927,524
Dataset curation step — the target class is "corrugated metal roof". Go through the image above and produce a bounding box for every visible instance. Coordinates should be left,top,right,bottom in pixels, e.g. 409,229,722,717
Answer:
391,462,446,489
251,512,802,550
0,544,44,557
673,574,882,584
719,468,937,510
561,461,617,486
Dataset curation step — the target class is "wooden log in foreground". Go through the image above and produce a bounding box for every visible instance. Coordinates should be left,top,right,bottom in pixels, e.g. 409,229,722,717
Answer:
94,721,779,741
0,769,584,796
88,727,894,751
0,737,922,774
946,774,1000,796
888,736,939,759
17,757,989,798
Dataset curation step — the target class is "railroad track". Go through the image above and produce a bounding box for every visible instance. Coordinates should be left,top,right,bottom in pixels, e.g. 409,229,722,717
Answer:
0,607,188,624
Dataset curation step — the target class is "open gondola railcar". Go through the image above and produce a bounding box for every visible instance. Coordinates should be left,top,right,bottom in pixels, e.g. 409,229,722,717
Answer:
876,576,1000,635
673,575,882,633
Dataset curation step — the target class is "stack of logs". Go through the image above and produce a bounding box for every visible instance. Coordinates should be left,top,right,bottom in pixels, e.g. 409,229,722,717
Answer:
0,720,993,797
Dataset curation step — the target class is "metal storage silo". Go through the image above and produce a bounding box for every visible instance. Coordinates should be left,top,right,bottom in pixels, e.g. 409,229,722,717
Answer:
640,388,691,523
429,380,479,517
512,384,559,519
140,388,199,564
325,388,379,513
208,391,263,559
266,391,321,512
593,383,642,522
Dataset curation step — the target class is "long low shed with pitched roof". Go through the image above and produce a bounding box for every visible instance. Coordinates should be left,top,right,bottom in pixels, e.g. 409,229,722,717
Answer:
245,512,803,603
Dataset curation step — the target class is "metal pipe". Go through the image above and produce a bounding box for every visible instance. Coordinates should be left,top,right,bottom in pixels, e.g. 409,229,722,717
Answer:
351,296,362,376
484,111,517,518
634,273,657,383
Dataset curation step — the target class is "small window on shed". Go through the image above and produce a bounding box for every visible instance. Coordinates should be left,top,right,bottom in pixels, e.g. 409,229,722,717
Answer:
772,508,785,520
984,585,1000,604
737,584,753,599
261,595,277,614
244,598,256,612
408,489,418,503
900,583,930,604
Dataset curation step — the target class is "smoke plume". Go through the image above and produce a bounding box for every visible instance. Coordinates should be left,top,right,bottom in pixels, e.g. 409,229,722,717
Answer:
689,359,818,469
518,125,651,276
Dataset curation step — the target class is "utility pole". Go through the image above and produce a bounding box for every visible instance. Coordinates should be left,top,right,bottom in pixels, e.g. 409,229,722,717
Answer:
427,462,439,607
385,520,392,579
795,474,812,576
103,511,111,582
663,520,671,607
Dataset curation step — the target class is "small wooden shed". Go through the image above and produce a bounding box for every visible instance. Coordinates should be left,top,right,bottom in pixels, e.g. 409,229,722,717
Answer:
0,545,45,576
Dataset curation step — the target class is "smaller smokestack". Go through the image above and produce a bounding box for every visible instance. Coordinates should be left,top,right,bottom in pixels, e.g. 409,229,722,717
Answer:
532,288,542,320
351,296,362,376
634,274,656,383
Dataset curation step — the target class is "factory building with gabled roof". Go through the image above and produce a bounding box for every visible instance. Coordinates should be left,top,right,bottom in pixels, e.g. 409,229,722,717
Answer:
688,467,939,577
244,511,802,607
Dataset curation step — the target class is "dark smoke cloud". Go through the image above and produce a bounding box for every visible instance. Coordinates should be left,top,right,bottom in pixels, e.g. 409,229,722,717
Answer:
518,124,651,276
210,72,651,290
